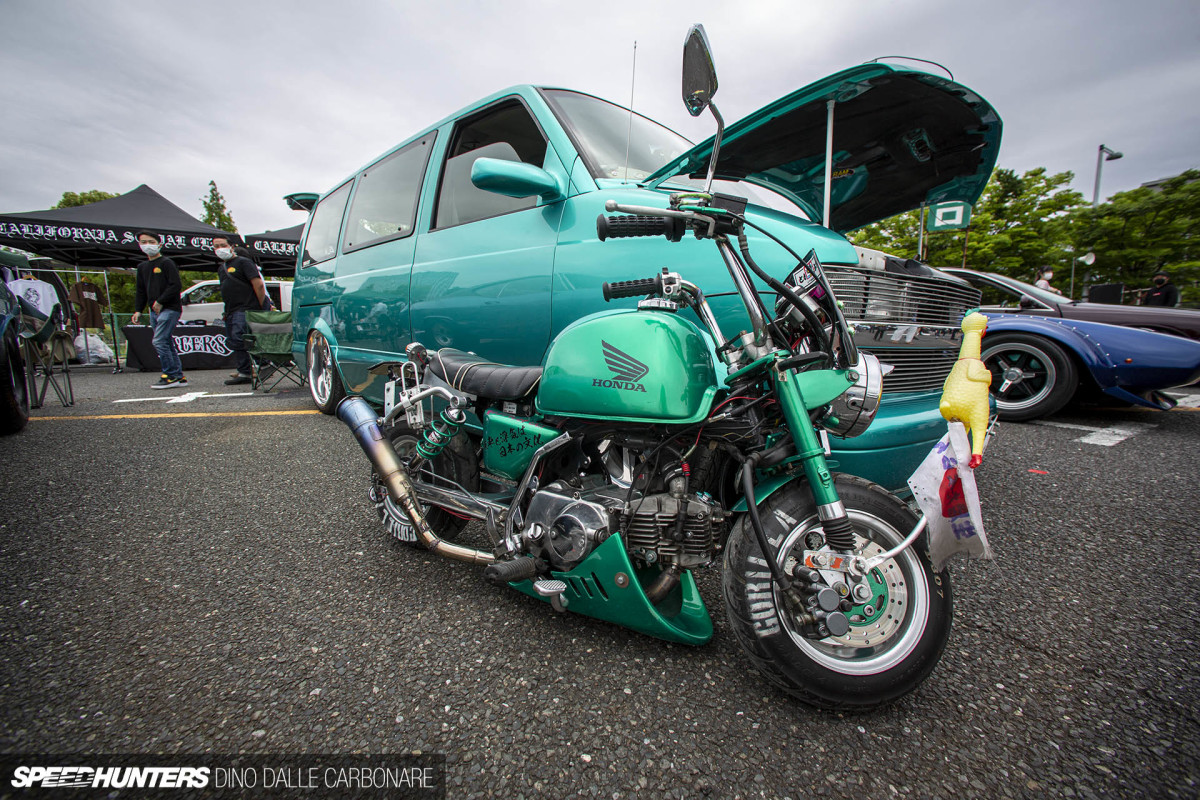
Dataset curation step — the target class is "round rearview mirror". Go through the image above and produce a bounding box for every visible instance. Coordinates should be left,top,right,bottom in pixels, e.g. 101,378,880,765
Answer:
682,24,718,117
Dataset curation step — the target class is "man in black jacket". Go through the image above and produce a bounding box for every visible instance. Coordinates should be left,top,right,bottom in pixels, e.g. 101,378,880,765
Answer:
212,235,271,385
1142,271,1181,307
131,230,186,388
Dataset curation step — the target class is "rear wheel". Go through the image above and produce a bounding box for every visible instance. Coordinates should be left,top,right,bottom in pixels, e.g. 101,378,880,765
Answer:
723,475,952,710
371,422,478,547
0,329,29,436
307,331,345,414
981,333,1077,421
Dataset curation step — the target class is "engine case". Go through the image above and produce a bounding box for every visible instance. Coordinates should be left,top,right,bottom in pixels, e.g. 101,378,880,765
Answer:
621,493,726,569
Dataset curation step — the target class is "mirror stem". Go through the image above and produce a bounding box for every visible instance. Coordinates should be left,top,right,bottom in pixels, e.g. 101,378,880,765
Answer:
702,103,725,196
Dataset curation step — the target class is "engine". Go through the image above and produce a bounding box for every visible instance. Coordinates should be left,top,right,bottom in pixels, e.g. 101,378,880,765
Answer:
520,478,727,572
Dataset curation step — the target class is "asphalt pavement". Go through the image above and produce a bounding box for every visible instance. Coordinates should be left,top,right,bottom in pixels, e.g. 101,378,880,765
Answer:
1,367,1197,799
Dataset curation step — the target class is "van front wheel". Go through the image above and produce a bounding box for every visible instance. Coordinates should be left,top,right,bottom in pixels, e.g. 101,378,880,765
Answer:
307,331,345,414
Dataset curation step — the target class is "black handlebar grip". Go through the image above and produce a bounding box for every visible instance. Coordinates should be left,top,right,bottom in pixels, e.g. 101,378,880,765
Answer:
596,214,683,242
602,275,662,302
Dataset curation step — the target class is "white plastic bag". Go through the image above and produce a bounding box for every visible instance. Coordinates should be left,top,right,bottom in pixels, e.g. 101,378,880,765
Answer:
73,331,115,364
907,422,992,571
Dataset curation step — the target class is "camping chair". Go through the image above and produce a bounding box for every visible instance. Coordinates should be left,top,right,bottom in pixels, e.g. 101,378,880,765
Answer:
243,309,304,392
18,300,75,408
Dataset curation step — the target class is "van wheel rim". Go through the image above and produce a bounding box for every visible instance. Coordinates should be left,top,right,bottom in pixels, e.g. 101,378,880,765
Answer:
309,335,333,405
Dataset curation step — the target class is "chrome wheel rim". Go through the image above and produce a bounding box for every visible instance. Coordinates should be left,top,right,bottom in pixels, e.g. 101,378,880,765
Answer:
982,342,1056,413
308,334,334,406
773,509,930,676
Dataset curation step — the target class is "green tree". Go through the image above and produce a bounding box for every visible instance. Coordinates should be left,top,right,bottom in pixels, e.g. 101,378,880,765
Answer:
53,189,118,209
200,180,237,233
851,167,1085,283
1069,169,1200,303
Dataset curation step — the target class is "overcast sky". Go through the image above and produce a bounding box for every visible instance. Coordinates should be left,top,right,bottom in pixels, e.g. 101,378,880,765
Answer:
2,0,1196,235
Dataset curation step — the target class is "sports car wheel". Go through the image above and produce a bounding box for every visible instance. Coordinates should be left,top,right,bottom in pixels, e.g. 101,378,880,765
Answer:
981,333,1077,421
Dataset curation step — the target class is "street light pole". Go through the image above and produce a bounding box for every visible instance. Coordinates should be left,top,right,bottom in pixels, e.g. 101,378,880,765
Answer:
1093,144,1123,208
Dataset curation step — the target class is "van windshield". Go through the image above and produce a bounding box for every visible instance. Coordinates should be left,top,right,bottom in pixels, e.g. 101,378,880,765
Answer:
541,89,692,182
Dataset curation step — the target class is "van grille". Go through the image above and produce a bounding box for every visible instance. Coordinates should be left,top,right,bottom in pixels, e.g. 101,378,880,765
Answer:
825,266,981,327
825,265,981,393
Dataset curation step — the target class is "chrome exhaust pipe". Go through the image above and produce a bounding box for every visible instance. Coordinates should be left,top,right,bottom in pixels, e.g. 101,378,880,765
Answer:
337,396,494,566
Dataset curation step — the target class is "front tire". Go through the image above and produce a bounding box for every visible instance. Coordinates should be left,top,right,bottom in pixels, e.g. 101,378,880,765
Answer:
723,475,952,710
0,329,29,436
371,421,478,547
307,331,345,414
982,333,1077,421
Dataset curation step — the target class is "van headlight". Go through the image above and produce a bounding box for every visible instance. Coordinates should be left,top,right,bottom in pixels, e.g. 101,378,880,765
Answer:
822,352,889,438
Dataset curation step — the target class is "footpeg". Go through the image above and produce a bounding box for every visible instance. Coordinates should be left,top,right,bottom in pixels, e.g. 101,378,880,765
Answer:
484,557,541,586
534,579,569,613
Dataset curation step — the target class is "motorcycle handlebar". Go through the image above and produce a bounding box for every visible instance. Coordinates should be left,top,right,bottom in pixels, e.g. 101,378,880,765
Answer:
596,214,685,242
602,274,663,302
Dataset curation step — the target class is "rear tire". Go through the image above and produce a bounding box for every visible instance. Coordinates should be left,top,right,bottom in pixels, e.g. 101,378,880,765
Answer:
723,475,952,710
0,329,29,436
981,333,1077,421
307,331,345,414
371,421,478,546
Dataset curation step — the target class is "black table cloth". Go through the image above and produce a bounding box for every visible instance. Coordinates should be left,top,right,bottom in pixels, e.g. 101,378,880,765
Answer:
121,323,236,371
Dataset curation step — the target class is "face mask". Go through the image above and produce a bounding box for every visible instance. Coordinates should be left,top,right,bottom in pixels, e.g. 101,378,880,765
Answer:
215,247,234,261
1042,274,1053,281
1154,277,1167,286
140,242,161,257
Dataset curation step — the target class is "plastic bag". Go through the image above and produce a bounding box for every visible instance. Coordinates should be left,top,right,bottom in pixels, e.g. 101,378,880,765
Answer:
907,422,992,571
73,331,115,364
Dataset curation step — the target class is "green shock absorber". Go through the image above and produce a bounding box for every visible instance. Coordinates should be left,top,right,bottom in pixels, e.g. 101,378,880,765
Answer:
415,406,467,462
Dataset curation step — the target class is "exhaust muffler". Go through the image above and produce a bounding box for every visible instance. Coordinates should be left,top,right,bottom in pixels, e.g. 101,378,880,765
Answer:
337,396,494,565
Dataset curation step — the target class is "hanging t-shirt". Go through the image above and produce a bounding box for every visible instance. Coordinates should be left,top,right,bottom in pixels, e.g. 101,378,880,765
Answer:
8,278,57,317
68,280,109,328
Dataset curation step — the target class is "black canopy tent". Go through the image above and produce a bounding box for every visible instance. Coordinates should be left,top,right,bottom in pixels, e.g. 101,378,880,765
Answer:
0,184,237,271
244,223,302,276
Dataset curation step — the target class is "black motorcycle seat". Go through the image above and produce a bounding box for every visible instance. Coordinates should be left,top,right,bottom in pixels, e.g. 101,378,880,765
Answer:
428,348,542,401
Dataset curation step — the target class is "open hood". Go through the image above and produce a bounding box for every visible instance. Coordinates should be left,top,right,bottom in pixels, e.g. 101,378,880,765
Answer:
645,62,1001,233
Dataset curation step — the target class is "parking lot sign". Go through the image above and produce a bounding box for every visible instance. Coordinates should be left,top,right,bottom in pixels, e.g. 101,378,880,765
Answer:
927,201,972,231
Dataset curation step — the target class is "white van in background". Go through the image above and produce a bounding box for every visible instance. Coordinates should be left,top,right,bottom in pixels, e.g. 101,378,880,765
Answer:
179,279,292,323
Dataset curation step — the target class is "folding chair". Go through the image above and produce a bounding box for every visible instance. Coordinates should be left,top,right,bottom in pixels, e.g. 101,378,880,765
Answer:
18,300,75,408
243,309,305,392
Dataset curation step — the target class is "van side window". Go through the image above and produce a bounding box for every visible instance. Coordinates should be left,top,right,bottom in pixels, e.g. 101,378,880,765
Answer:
343,136,435,252
434,100,548,229
188,284,219,304
302,182,352,268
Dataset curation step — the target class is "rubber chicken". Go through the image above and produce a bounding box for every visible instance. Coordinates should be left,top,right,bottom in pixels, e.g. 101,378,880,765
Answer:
939,311,990,468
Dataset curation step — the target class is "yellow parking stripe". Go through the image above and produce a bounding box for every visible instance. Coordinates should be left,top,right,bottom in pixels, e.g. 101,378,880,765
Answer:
31,410,321,421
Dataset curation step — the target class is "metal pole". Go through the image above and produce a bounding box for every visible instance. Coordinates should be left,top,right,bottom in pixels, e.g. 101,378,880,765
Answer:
917,203,926,261
961,225,970,268
822,99,835,228
1092,145,1104,208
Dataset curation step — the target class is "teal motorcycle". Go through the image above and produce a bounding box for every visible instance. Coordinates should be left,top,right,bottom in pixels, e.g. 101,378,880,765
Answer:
338,25,951,709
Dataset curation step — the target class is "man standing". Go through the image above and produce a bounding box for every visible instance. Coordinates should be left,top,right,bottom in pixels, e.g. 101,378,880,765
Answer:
212,235,271,385
131,230,186,388
1141,271,1180,307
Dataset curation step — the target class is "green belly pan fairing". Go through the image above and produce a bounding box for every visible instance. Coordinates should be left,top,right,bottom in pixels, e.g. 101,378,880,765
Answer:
536,310,719,424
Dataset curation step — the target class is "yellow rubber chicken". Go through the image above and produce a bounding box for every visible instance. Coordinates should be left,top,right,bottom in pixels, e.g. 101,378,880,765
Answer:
939,311,990,468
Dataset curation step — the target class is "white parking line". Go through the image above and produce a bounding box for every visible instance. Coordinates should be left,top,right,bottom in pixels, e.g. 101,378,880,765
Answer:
1169,392,1200,408
114,391,255,405
1031,419,1156,446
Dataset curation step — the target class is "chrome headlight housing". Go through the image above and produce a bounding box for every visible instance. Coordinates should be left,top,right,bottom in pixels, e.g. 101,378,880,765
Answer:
822,351,889,438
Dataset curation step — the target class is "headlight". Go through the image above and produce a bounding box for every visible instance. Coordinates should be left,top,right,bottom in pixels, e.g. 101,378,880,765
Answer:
822,352,889,438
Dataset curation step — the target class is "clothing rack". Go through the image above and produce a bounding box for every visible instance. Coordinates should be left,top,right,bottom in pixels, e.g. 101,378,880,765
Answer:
25,263,123,373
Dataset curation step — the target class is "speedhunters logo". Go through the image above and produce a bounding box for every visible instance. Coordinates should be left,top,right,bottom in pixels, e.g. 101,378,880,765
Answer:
11,765,209,789
595,341,648,393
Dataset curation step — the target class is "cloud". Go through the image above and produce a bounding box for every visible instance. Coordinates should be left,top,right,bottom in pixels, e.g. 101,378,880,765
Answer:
2,0,1196,234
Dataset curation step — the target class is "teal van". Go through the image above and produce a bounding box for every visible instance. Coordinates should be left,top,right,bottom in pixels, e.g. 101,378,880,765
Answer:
292,61,997,491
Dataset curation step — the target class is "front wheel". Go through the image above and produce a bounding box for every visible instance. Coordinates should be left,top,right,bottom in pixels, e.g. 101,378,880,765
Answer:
981,333,1077,421
723,474,952,710
307,331,345,414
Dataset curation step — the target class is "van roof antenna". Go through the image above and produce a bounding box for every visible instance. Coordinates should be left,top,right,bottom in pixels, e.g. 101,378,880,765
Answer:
623,40,637,183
